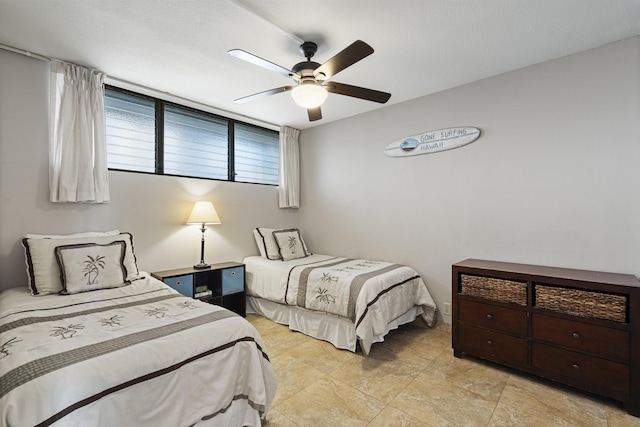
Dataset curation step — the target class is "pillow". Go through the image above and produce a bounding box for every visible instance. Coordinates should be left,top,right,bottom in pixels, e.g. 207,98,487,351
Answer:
252,229,268,258
55,241,127,294
254,227,312,260
273,229,310,261
254,228,283,260
23,232,141,295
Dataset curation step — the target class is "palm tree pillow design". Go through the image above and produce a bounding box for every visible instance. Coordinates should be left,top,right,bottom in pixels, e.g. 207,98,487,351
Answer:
273,229,310,261
55,241,127,294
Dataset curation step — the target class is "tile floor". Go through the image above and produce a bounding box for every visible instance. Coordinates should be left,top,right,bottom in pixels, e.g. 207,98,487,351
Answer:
246,314,640,427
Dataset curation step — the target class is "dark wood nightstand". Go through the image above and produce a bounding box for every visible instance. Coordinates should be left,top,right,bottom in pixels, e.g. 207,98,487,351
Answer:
151,262,246,317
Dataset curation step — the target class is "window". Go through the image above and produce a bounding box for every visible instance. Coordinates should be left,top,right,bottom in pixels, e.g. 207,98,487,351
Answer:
164,105,228,180
234,123,279,185
104,89,155,173
104,86,279,185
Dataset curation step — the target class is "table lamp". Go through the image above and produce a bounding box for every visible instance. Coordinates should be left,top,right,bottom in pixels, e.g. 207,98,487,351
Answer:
186,201,221,269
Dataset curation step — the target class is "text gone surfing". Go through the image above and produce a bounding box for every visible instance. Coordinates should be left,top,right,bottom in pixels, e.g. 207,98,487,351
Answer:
384,127,480,157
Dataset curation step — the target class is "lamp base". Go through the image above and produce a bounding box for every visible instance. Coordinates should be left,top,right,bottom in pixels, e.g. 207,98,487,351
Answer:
193,263,211,270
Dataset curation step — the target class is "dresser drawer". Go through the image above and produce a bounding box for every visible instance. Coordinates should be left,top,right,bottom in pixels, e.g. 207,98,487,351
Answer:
163,274,193,298
532,314,629,361
532,342,629,395
458,299,528,335
458,323,528,366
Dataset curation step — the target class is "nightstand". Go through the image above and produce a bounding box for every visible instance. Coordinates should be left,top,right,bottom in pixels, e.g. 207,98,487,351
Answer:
151,262,246,317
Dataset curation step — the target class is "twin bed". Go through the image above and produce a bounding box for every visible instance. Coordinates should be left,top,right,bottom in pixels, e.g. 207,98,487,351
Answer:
0,227,437,426
245,227,437,355
0,231,275,427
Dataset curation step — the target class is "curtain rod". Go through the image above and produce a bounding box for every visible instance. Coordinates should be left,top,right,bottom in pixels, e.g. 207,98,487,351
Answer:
0,43,51,62
0,42,280,130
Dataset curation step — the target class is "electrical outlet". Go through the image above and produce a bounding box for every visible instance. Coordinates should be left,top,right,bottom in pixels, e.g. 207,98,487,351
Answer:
443,302,451,316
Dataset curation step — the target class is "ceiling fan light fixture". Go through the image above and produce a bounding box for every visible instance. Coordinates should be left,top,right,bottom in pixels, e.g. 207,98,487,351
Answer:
291,81,328,108
229,40,390,121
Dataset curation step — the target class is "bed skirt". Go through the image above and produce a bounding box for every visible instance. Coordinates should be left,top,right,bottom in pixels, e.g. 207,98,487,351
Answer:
247,295,424,353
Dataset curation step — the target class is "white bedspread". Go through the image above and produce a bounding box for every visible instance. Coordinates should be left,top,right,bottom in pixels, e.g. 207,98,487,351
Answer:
0,276,276,427
245,255,437,354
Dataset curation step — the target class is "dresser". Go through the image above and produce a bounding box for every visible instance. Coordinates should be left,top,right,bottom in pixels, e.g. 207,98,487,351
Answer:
452,259,640,416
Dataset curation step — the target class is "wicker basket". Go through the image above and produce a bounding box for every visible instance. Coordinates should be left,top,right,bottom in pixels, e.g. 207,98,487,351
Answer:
535,284,627,323
461,274,527,305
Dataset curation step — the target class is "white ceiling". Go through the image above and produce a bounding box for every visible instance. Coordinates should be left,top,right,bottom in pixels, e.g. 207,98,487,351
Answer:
2,0,640,130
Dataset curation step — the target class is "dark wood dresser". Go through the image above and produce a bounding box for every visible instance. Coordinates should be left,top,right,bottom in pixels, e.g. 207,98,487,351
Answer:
452,258,640,416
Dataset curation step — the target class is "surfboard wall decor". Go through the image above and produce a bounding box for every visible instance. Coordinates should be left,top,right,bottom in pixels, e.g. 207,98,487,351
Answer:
384,127,481,157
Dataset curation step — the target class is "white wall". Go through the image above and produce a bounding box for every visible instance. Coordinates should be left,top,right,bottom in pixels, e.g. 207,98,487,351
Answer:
3,37,639,321
298,37,640,323
0,49,298,291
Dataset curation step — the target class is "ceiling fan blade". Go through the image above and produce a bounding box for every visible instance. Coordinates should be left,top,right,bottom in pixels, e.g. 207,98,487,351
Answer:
308,106,322,121
325,82,391,103
234,86,294,104
314,40,374,80
228,49,298,79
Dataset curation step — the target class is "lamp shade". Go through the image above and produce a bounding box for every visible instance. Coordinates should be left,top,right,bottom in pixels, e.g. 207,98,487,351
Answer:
186,201,221,225
291,81,328,108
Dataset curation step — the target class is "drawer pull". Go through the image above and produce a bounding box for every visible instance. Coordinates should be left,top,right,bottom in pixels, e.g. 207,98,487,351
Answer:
572,363,580,370
487,340,493,346
486,314,493,320
231,271,236,276
175,281,181,286
572,332,580,339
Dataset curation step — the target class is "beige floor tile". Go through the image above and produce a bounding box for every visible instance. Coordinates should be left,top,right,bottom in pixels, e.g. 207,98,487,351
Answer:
330,342,429,403
275,376,386,427
263,406,301,427
257,324,312,357
488,374,608,427
424,352,509,402
366,406,430,427
390,372,498,426
269,351,327,408
247,315,640,427
387,324,451,360
247,313,281,332
606,403,640,427
388,322,449,341
285,336,357,374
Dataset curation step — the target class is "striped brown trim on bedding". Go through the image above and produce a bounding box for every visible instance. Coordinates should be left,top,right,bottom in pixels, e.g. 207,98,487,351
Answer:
36,336,269,427
346,264,404,321
0,293,182,335
296,260,404,321
283,257,340,304
1,309,236,399
0,287,165,321
355,275,420,328
295,258,354,308
22,237,38,294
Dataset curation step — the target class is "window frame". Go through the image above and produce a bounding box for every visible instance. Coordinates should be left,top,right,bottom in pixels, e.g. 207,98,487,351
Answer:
105,84,279,186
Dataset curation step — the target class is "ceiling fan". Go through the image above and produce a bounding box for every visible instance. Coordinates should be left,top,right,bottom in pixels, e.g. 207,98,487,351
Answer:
228,40,391,122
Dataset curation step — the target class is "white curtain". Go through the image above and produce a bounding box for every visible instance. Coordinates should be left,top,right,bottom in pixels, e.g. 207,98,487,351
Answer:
278,126,300,208
49,59,109,203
